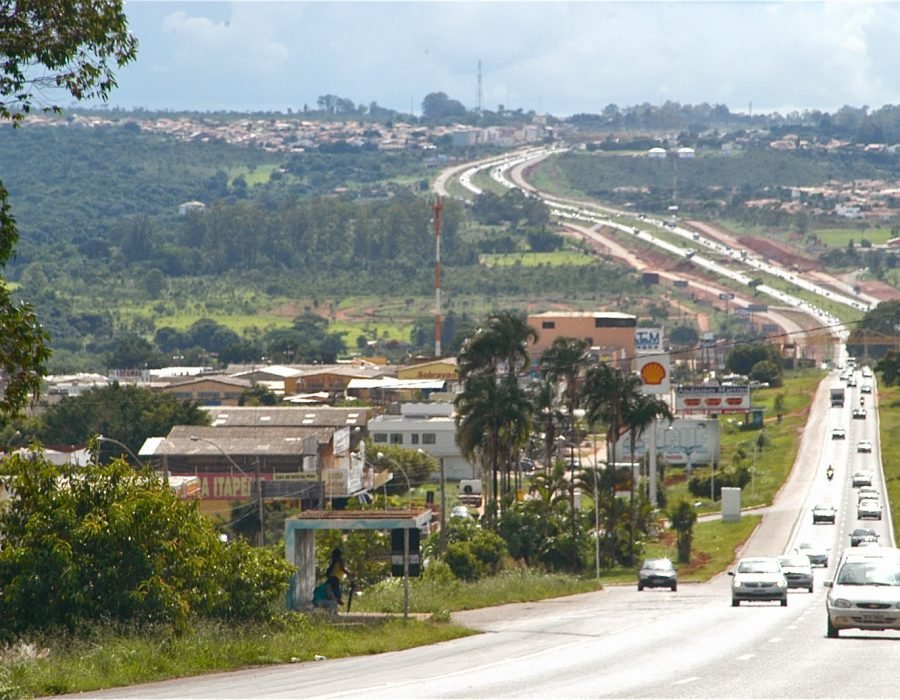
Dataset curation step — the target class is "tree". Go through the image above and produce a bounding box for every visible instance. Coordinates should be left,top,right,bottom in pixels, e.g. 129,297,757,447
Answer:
876,350,900,386
0,1,137,417
457,310,536,380
455,374,532,521
750,359,782,387
725,343,783,377
621,393,673,563
0,1,137,124
0,452,291,637
670,499,697,564
37,383,209,456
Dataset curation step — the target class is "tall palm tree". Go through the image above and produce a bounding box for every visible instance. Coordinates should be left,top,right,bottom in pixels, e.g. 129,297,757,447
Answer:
455,373,532,523
528,376,565,472
582,362,643,567
621,392,673,563
539,336,592,562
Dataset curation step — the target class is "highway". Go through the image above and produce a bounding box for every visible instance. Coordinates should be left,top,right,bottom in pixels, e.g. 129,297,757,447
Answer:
78,366,895,699
439,146,886,359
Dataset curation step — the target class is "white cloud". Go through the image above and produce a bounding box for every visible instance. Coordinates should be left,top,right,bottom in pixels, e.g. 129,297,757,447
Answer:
110,1,900,116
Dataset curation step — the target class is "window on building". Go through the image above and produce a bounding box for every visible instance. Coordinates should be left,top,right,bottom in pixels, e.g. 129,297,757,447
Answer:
410,434,420,444
372,433,387,443
422,433,436,445
390,433,403,444
542,321,555,329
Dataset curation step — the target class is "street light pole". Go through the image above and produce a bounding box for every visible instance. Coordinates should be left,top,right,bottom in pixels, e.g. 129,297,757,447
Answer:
191,435,264,546
377,452,412,509
96,434,146,470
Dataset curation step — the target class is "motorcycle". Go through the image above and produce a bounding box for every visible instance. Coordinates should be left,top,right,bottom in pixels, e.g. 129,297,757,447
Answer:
826,466,834,481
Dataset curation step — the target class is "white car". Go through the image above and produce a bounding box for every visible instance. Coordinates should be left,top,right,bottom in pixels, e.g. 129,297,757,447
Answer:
450,505,471,519
858,499,882,520
826,548,900,638
729,557,788,606
857,440,873,454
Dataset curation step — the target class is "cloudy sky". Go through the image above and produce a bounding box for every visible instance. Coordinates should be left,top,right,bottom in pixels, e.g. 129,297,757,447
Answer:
105,1,900,117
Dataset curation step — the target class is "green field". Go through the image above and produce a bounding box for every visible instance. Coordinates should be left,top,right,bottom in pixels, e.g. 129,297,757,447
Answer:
480,250,599,267
813,227,893,247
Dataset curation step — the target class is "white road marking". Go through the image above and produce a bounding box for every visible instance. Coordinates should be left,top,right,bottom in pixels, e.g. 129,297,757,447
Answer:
737,653,755,661
672,676,700,685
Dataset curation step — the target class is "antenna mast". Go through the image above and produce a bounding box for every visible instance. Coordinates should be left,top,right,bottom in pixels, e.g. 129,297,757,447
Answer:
434,197,443,357
477,60,483,116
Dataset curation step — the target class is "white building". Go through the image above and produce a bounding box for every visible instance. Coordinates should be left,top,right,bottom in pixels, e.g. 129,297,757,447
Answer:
367,402,475,481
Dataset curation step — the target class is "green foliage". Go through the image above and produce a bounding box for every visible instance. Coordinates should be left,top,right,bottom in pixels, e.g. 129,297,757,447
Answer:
669,499,697,564
848,300,900,360
36,384,209,455
0,1,137,124
749,359,783,387
688,466,751,500
0,455,292,638
444,542,483,581
725,343,784,377
877,350,900,386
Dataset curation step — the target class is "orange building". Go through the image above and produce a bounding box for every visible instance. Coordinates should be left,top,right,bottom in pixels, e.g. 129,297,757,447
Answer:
527,311,637,360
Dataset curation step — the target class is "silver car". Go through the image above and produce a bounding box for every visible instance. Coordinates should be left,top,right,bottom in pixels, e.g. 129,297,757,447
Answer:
826,548,900,638
777,555,814,593
729,557,788,606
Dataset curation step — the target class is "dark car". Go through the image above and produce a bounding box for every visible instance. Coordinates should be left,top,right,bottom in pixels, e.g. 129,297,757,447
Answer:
638,558,677,591
850,528,879,547
812,504,836,524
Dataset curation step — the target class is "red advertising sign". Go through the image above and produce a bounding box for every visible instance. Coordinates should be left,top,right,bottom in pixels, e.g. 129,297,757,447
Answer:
675,385,750,414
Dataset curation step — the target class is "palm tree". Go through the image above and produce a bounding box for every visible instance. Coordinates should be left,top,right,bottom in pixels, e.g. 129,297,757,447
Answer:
455,373,532,523
528,376,565,472
458,310,537,380
621,393,673,563
582,362,643,567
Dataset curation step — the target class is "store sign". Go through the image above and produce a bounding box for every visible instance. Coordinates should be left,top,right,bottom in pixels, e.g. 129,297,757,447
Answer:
675,385,750,414
636,354,670,395
197,474,255,500
635,328,664,353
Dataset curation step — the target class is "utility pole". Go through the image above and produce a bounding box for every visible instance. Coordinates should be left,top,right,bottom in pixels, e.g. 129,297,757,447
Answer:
256,458,264,546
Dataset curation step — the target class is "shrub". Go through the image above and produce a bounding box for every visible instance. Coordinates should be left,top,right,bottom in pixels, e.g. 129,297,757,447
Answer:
444,542,483,581
0,454,292,638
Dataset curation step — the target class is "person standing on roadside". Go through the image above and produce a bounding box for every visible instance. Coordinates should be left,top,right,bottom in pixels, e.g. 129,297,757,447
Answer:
326,547,352,603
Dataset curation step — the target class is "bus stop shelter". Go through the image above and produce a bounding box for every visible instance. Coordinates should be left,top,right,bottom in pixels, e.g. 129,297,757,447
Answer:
285,509,433,616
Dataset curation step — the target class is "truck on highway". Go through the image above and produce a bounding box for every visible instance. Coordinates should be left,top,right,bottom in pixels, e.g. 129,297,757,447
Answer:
830,386,845,408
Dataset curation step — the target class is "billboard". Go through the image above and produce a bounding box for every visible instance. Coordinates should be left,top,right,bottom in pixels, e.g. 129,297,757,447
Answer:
675,385,750,414
615,418,720,467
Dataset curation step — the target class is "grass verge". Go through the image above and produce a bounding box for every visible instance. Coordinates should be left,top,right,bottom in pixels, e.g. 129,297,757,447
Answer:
878,382,900,529
354,569,603,614
2,616,473,698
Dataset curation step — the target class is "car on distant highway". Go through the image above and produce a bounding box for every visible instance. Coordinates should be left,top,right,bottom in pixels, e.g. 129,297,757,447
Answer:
729,557,788,606
831,427,846,440
796,542,829,567
812,504,837,524
857,440,873,454
637,558,678,592
858,499,883,520
852,408,868,420
825,547,900,638
777,554,814,593
857,486,879,503
861,383,873,394
852,472,873,488
850,528,880,547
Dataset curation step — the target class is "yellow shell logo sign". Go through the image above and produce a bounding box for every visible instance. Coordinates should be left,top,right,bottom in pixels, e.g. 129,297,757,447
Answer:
640,361,666,385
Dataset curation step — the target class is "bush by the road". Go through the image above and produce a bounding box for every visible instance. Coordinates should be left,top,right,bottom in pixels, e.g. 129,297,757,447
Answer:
0,453,292,639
